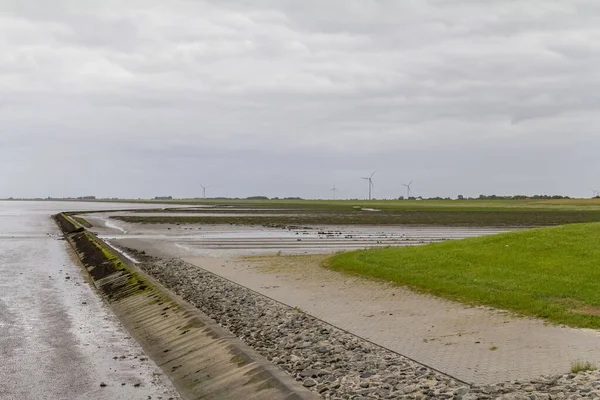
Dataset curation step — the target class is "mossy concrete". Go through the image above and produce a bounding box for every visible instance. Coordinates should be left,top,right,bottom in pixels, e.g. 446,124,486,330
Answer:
54,213,319,400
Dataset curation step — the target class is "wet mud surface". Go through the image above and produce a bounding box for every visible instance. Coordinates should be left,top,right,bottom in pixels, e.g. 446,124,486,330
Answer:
0,201,180,400
83,211,512,258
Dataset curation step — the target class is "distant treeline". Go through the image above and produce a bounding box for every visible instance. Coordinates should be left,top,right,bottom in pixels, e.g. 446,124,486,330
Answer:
473,194,571,200
395,194,573,200
3,194,578,202
209,196,303,200
4,196,97,201
208,195,573,201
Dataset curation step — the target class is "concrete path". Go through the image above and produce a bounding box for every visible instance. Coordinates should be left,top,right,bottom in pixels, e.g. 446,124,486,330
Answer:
0,202,179,400
183,255,600,385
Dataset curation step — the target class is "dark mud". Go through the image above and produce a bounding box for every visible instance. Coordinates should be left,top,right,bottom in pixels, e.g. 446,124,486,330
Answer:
111,210,600,227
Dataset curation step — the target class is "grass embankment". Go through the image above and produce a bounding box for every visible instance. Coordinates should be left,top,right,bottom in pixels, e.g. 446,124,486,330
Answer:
112,210,600,227
327,223,600,329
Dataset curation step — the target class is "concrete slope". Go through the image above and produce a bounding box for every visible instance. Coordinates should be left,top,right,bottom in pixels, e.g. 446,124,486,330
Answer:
56,213,319,400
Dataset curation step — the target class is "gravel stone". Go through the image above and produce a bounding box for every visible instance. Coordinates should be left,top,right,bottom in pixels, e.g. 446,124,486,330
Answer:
304,379,318,388
138,258,600,399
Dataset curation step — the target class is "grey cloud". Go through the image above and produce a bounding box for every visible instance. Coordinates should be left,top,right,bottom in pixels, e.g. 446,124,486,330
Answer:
1,0,599,198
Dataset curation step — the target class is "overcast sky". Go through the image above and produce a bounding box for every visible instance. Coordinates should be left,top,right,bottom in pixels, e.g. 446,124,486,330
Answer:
2,0,600,199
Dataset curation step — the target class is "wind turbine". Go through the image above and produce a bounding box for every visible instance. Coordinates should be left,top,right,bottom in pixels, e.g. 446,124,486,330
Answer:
201,185,211,199
593,189,600,198
361,171,375,200
331,184,339,200
402,181,413,199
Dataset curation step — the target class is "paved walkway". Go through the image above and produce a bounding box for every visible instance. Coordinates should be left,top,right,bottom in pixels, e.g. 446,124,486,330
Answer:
184,255,600,385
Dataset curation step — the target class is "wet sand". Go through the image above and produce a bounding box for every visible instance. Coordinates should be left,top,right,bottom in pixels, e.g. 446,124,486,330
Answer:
182,255,600,384
85,211,511,258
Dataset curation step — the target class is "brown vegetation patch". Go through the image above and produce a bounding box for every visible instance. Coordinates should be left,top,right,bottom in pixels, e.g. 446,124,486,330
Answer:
572,306,600,317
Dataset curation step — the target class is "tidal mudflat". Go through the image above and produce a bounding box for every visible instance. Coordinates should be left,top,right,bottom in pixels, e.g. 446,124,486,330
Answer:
0,201,180,400
73,204,600,388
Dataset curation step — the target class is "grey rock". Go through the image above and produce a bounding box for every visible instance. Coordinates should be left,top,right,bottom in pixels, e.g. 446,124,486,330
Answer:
136,258,600,400
303,378,317,388
300,369,321,378
455,386,470,398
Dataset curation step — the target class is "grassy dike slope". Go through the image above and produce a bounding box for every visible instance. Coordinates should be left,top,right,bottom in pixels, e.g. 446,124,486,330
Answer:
327,223,600,329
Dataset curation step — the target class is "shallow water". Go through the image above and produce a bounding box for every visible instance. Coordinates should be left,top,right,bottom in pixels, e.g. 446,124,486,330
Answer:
84,208,514,258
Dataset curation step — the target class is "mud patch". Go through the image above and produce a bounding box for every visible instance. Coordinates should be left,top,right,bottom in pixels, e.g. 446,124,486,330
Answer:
247,254,330,274
572,306,600,317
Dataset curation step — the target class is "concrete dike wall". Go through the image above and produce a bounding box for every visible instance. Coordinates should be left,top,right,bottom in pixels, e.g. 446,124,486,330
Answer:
53,212,319,400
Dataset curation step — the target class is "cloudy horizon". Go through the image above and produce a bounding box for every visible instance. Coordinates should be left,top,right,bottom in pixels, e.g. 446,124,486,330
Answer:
2,0,599,200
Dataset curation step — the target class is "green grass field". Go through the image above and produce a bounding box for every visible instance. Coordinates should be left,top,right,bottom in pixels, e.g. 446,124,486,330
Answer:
327,223,600,329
